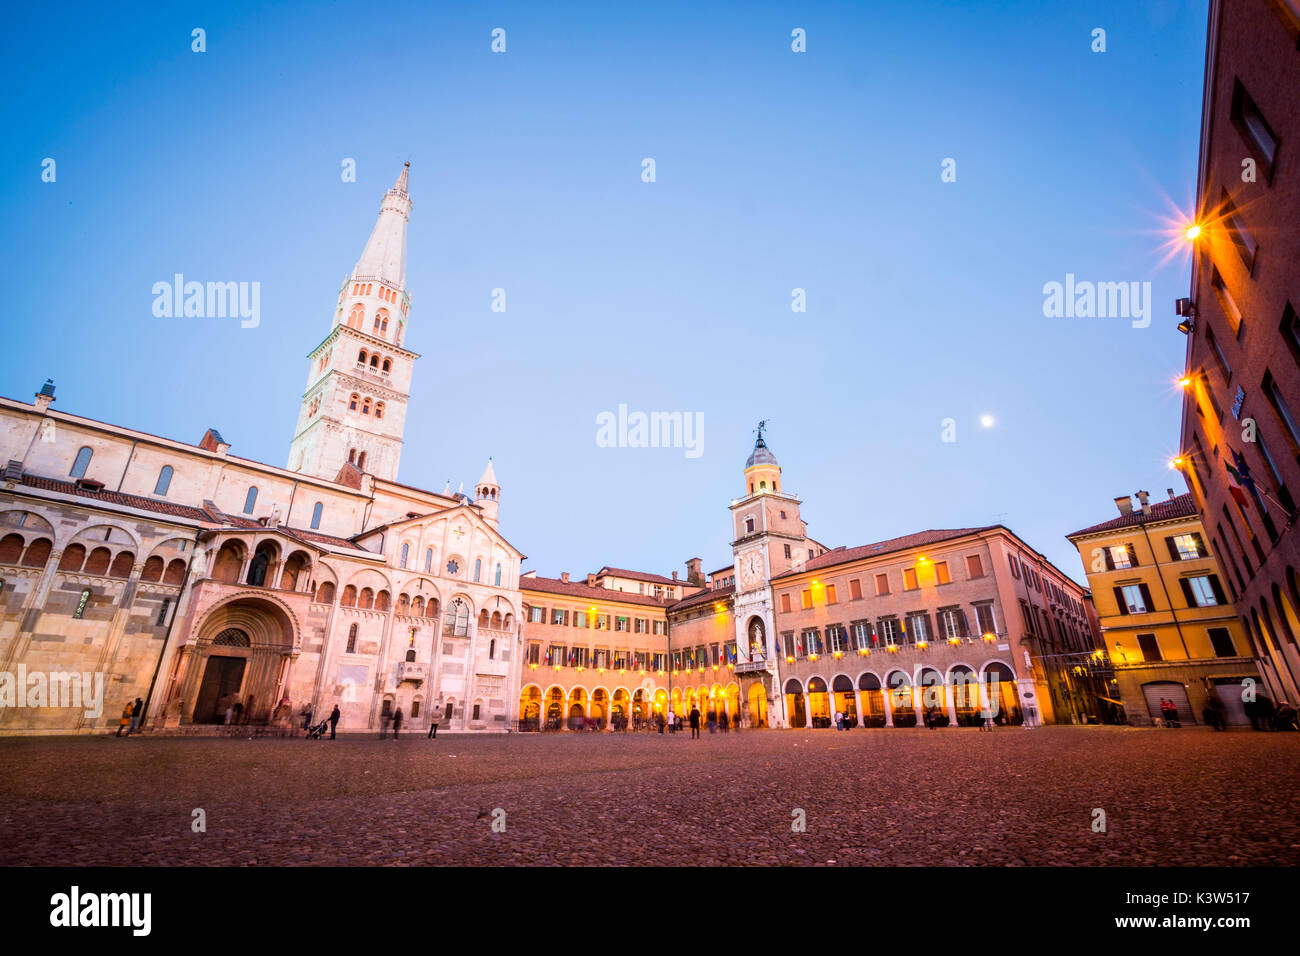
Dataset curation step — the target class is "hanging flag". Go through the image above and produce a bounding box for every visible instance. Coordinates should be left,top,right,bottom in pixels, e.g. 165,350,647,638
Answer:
1224,456,1251,510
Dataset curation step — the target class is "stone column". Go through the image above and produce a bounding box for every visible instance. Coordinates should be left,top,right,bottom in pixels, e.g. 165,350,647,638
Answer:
946,684,959,727
882,686,894,728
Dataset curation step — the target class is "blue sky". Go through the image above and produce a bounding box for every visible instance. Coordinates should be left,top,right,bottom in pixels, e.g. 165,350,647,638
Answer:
0,0,1207,584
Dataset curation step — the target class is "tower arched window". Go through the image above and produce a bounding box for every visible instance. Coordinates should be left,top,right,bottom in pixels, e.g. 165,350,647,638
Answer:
375,402,385,420
444,598,470,636
311,502,323,530
70,446,93,479
400,543,409,568
347,303,365,329
243,487,258,514
349,393,359,411
369,354,379,368
361,398,372,415
474,558,482,582
746,517,755,533
357,451,367,470
347,623,358,654
153,465,174,496
358,349,367,364
382,358,391,373
489,639,496,659
425,549,433,572
495,562,502,586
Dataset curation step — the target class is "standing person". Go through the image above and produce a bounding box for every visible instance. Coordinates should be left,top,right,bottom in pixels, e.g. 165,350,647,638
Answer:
720,710,729,733
116,700,133,737
657,711,665,734
689,705,701,739
834,709,843,731
128,697,144,735
427,714,439,739
223,699,234,726
380,709,391,739
301,702,314,732
392,706,403,739
328,704,341,739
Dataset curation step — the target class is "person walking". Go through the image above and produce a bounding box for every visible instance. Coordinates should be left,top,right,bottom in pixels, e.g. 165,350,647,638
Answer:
116,700,133,737
300,702,314,733
689,705,701,739
392,706,403,739
427,715,439,739
328,704,340,740
834,709,844,731
719,710,729,733
128,697,144,735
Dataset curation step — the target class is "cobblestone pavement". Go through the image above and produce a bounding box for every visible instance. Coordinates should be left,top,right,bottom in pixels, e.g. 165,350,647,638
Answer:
1,726,1296,866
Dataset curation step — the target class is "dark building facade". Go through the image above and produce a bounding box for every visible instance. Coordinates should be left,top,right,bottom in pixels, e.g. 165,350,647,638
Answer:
1177,0,1300,705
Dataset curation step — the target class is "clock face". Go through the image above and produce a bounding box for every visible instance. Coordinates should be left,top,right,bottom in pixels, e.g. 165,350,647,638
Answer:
740,552,763,588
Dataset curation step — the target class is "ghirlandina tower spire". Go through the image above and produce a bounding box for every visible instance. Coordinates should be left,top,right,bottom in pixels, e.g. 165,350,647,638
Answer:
287,162,420,483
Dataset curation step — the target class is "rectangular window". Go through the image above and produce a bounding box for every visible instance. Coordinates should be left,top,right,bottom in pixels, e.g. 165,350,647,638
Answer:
529,606,544,624
551,608,566,626
903,568,918,590
653,620,666,635
1118,584,1149,614
934,561,951,585
784,544,792,559
938,608,968,639
801,589,812,609
827,625,845,654
849,578,862,600
1170,533,1206,560
1212,267,1244,338
1221,190,1257,272
1231,78,1279,176
965,554,984,579
593,647,610,669
825,584,838,605
1263,369,1300,450
526,642,541,665
1206,323,1232,382
782,632,796,659
878,617,899,645
615,616,628,632
1281,301,1300,368
1109,545,1134,570
803,628,823,656
905,613,929,644
875,573,890,596
574,611,588,629
1008,555,1020,579
781,593,792,613
1208,627,1237,658
1136,633,1162,662
549,644,565,667
852,620,874,648
472,703,481,721
1181,574,1222,608
1020,600,1035,636
156,598,170,627
975,602,997,636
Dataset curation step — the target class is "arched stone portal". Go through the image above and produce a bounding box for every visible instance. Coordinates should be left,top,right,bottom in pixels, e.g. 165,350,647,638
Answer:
171,595,297,725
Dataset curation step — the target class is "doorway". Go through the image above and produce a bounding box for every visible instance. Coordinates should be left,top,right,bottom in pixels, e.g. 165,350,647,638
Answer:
193,656,247,723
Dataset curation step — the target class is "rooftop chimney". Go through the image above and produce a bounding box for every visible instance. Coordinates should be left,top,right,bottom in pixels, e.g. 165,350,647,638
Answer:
672,571,679,581
561,572,570,583
1114,495,1133,516
586,573,596,587
1136,490,1151,515
686,557,704,585
33,379,55,413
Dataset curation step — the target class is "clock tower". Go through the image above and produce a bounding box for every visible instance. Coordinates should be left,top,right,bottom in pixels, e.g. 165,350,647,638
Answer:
730,423,809,727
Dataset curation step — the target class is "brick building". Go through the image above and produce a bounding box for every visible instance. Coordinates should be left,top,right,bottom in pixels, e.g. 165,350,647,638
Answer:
1176,0,1300,707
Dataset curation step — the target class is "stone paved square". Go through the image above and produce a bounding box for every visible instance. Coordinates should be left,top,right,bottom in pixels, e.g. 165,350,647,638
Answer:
1,726,1297,866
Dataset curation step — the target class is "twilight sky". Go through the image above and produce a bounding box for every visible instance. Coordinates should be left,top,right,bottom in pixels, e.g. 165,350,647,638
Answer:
0,0,1207,584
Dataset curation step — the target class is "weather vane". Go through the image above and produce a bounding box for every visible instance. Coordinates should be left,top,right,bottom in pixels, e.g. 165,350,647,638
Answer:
755,419,769,442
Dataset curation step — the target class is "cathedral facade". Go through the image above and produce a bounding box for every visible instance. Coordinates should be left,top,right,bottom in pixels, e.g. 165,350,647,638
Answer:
0,164,1100,736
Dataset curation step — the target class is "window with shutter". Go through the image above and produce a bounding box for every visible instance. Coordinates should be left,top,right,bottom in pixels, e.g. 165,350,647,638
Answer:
1136,633,1162,661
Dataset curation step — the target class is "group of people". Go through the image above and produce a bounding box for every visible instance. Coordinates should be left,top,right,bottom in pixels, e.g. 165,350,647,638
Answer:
115,697,145,736
1244,694,1299,731
1158,697,1183,727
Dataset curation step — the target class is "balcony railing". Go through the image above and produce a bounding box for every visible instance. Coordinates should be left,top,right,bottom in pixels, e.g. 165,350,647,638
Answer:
396,661,427,684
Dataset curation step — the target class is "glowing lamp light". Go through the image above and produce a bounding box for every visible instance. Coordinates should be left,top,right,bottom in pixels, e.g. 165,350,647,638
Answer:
1169,457,1184,469
809,653,818,661
833,650,843,659
948,637,960,646
982,633,996,643
887,644,898,653
916,641,928,650
1177,377,1192,388
786,655,795,663
1184,223,1201,241
917,557,928,565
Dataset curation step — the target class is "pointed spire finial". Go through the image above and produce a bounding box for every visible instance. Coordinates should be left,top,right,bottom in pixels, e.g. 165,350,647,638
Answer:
394,161,409,195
